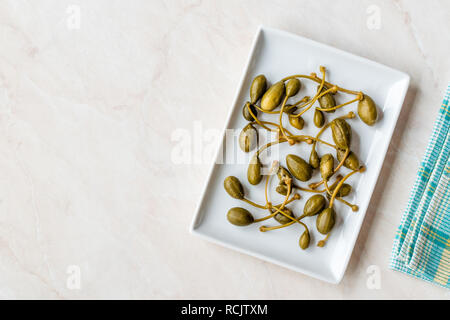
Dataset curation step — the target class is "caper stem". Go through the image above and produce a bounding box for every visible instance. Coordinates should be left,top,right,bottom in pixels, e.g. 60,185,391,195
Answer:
251,101,302,115
310,174,343,190
296,186,326,193
255,138,286,157
255,208,285,223
336,197,359,212
241,192,299,211
323,179,332,195
262,194,300,211
260,223,294,232
251,103,280,114
256,210,290,223
333,148,349,174
288,66,327,120
242,198,267,210
310,112,355,157
309,180,324,189
276,194,300,207
254,135,312,158
255,120,294,136
257,177,292,223
311,120,332,155
263,160,281,206
289,94,318,114
260,215,308,232
264,167,271,205
316,94,362,112
281,74,321,83
282,65,327,95
330,175,344,187
292,95,310,107
282,74,360,96
287,135,316,144
290,85,334,119
255,135,314,157
254,202,294,222
278,96,291,142
290,135,337,149
329,167,365,208
313,138,337,149
266,204,309,231
317,233,331,247
246,103,276,132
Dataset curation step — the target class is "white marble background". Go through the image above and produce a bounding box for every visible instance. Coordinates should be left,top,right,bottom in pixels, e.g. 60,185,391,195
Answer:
0,0,448,299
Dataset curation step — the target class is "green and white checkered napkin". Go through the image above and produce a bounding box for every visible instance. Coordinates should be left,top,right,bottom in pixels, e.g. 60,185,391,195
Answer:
390,84,450,289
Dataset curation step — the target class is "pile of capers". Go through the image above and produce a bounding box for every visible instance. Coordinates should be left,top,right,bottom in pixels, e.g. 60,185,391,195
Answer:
225,66,377,250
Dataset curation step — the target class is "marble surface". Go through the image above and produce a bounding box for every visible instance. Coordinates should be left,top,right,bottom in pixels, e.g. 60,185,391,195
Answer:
0,0,449,299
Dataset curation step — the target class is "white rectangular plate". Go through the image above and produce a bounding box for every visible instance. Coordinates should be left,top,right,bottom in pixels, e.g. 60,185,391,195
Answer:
190,26,410,283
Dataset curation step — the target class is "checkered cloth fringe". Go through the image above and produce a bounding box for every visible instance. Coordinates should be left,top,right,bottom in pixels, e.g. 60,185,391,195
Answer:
390,84,450,289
